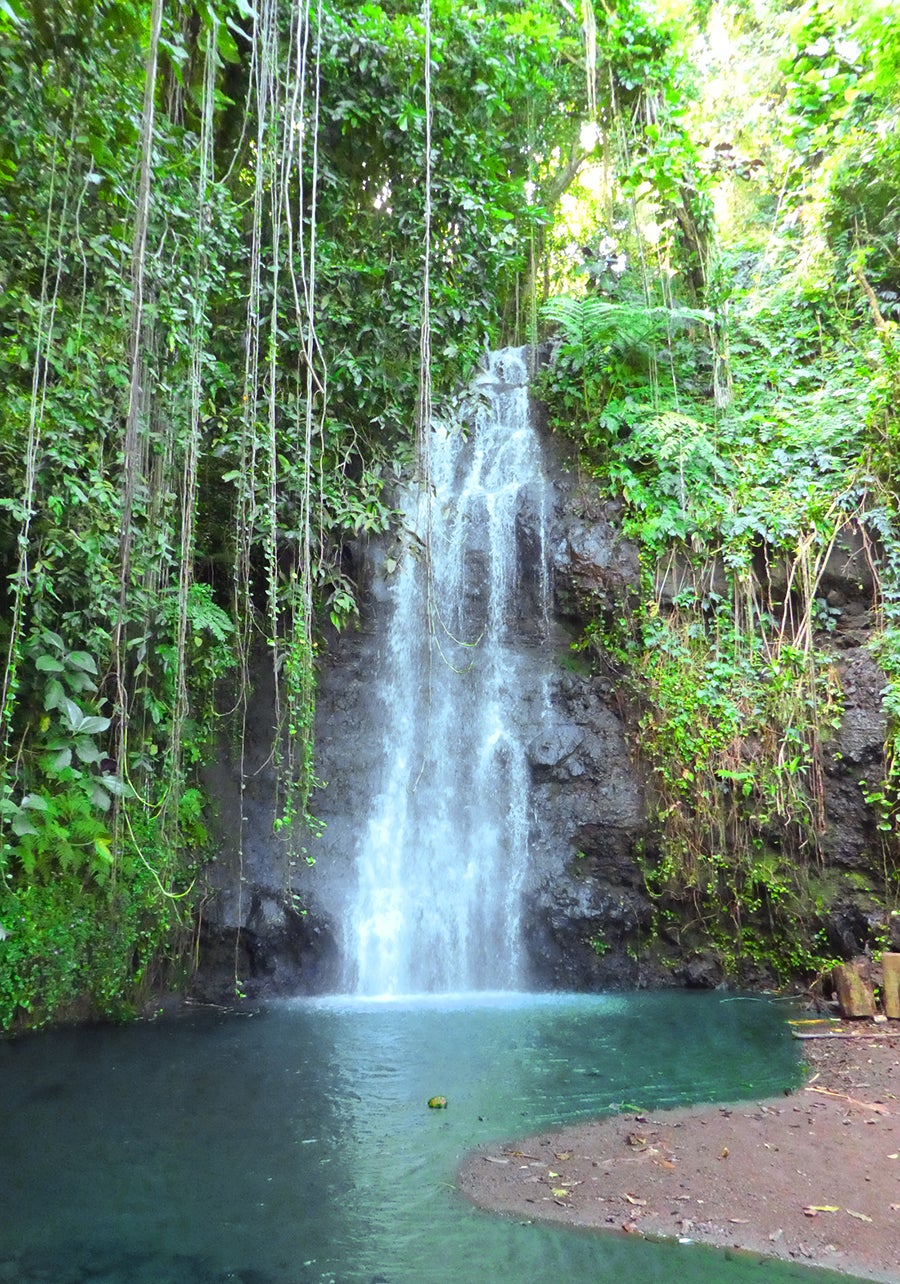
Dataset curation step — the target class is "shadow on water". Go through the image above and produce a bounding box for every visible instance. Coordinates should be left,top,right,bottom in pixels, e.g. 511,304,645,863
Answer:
0,992,878,1283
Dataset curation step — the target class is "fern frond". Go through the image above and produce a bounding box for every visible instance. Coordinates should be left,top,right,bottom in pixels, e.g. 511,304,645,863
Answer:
542,294,712,355
187,583,234,643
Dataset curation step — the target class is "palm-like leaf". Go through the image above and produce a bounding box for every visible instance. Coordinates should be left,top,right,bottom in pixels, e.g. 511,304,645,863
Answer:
542,295,712,359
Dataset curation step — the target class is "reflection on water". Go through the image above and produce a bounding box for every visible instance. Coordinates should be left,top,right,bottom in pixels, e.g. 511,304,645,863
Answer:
0,993,874,1282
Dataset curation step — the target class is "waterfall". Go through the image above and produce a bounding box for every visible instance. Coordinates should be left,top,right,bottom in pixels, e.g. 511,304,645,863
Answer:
347,347,553,996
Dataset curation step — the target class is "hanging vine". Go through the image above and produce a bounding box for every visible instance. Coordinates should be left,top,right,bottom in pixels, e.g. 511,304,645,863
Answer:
279,0,326,874
168,11,220,830
114,0,164,746
0,0,594,1027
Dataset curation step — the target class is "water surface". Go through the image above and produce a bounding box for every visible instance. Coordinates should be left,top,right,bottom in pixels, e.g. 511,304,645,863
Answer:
0,992,874,1282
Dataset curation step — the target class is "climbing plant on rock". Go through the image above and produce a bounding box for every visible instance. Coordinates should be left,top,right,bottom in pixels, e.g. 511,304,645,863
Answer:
0,0,594,1027
538,0,900,979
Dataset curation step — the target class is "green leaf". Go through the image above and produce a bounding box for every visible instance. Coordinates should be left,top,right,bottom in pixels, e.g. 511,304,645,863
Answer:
20,793,49,811
44,679,66,711
77,715,112,736
216,22,240,63
0,0,25,25
50,748,73,772
89,783,112,811
100,775,129,796
73,739,103,764
35,654,65,673
62,698,86,731
11,813,39,837
65,671,98,694
67,651,98,674
94,836,113,864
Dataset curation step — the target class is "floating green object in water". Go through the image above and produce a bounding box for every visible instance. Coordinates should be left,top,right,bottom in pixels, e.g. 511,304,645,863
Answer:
427,1096,448,1109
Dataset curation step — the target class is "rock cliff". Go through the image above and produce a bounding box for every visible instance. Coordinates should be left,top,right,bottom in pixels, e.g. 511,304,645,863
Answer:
193,410,895,999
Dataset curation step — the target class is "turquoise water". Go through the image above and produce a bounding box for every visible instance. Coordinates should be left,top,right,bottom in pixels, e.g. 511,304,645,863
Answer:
0,991,876,1282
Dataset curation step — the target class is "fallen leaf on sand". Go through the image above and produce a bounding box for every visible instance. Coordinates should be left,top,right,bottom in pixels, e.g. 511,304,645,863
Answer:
803,1206,840,1216
555,1151,572,1161
624,1193,646,1206
846,1209,873,1222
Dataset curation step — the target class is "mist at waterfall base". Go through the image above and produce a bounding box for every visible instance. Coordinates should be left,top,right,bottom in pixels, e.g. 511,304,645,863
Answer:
0,992,872,1284
1,357,872,1284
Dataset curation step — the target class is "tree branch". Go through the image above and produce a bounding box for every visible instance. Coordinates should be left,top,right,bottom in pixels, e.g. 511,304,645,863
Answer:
541,135,590,211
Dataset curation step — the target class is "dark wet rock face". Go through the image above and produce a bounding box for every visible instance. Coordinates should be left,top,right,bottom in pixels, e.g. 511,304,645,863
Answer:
521,661,654,989
195,661,342,1002
556,518,639,604
193,428,657,998
823,659,886,873
551,497,641,626
193,404,892,1000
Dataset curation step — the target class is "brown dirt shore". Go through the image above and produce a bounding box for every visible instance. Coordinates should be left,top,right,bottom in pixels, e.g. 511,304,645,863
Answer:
457,1022,900,1283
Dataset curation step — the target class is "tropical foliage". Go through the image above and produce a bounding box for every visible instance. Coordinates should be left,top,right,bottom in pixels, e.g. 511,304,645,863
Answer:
539,0,900,978
0,0,594,1027
2,0,900,1021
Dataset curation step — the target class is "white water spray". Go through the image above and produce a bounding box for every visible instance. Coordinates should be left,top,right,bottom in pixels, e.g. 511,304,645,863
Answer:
348,348,553,995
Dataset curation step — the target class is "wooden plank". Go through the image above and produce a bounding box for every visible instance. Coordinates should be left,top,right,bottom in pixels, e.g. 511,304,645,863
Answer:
792,1030,900,1041
832,962,876,1018
882,952,900,1019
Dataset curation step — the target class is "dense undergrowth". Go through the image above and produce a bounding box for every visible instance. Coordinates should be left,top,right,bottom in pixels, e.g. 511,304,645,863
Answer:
539,0,900,981
2,0,899,1024
0,0,590,1028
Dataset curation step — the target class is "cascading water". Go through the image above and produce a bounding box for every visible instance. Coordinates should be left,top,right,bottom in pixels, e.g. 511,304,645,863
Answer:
348,347,553,995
